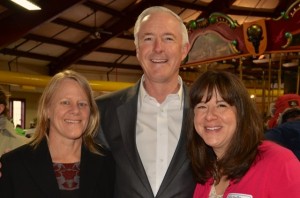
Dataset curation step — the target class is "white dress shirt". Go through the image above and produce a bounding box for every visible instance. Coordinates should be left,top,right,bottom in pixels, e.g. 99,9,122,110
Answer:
136,76,184,195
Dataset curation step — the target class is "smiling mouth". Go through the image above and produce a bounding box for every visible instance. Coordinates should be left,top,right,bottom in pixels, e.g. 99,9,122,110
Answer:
206,127,221,131
151,59,167,63
65,120,81,124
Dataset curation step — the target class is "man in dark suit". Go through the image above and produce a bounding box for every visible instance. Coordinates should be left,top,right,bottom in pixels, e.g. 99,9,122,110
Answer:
96,6,196,198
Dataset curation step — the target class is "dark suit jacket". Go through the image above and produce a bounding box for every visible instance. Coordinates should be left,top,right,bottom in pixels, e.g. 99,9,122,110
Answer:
0,138,115,198
96,80,196,198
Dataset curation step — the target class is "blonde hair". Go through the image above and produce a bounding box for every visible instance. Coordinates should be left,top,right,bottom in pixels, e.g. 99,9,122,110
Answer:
30,70,101,154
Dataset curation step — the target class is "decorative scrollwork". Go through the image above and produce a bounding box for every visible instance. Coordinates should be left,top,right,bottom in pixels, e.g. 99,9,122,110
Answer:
209,12,240,29
274,0,300,20
230,40,241,54
186,12,239,31
186,18,209,31
281,32,293,49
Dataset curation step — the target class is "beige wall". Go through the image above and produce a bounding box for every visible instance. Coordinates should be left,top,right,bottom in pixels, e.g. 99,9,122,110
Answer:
9,91,41,129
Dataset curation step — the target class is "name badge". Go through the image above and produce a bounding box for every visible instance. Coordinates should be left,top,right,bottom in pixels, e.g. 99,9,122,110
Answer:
227,193,253,198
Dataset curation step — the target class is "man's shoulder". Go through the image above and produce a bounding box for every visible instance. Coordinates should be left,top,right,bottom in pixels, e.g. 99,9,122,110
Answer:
96,87,129,101
95,82,140,104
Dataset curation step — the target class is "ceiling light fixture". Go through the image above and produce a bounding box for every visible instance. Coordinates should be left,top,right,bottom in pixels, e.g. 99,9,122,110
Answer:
10,0,41,10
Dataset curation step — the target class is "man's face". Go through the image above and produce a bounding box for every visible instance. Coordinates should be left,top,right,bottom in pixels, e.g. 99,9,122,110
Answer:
136,12,189,84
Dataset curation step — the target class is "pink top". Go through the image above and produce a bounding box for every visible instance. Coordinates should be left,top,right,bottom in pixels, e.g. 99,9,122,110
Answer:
193,141,300,198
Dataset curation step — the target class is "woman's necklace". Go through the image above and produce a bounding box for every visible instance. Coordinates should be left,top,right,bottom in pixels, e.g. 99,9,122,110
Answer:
209,184,223,198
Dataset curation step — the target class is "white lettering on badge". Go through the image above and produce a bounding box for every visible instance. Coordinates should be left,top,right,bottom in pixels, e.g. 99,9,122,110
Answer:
227,193,253,198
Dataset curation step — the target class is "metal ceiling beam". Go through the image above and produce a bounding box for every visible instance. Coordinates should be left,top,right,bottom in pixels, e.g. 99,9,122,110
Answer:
0,0,86,49
76,60,142,70
24,34,136,56
96,47,136,56
0,48,57,61
24,34,79,49
83,1,124,18
52,18,94,32
0,48,139,69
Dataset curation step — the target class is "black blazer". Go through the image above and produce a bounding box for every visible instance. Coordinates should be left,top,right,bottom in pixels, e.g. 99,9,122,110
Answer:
0,138,115,198
96,80,196,198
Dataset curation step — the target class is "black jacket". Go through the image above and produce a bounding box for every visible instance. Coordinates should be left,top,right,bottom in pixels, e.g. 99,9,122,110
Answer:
0,138,115,198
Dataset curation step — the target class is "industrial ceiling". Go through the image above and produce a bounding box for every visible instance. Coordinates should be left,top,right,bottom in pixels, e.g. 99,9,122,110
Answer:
0,0,298,87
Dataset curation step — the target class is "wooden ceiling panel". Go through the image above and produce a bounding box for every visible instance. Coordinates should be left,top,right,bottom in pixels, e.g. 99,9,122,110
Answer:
179,0,213,5
82,51,123,62
30,22,68,38
30,43,69,57
232,0,279,10
59,4,95,22
100,0,138,11
102,37,136,50
54,28,90,43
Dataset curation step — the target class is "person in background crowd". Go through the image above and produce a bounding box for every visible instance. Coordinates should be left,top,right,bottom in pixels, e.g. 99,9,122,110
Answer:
265,94,300,160
188,70,300,198
0,88,28,155
0,70,115,198
95,6,195,198
266,93,300,129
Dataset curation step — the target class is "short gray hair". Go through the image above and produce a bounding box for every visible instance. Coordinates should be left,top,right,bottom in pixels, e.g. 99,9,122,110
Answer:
133,6,189,47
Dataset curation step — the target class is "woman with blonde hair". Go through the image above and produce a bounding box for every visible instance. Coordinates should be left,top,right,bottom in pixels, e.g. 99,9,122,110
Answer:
0,70,115,198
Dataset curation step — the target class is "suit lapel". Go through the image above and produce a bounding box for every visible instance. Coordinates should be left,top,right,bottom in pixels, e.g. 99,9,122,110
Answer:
23,139,60,198
117,82,153,194
79,145,98,198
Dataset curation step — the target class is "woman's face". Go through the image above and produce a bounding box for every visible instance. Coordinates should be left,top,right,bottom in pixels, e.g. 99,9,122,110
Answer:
47,79,90,142
193,89,237,158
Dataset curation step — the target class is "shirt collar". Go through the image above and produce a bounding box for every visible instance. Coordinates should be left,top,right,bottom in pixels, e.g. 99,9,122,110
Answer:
138,75,184,109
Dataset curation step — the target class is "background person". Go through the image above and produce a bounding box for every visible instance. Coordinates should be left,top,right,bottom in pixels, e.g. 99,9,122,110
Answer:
95,6,195,198
266,93,300,129
187,70,300,198
265,94,300,160
0,70,115,198
0,88,28,155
